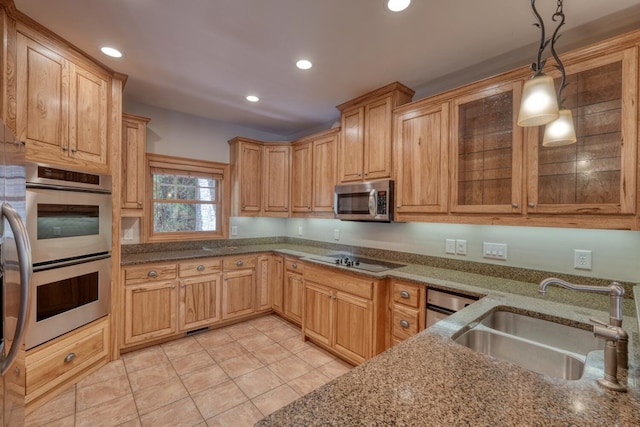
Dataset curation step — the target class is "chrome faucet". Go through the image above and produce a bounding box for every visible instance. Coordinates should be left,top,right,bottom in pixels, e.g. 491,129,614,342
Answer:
539,278,628,392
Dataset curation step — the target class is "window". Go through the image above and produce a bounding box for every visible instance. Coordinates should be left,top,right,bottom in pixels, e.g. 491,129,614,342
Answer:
146,154,229,241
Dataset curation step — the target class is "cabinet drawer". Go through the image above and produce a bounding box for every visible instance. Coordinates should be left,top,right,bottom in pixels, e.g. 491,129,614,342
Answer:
285,258,303,273
222,255,257,271
179,259,221,278
124,263,177,284
391,304,420,340
391,281,422,308
305,265,373,300
26,318,109,401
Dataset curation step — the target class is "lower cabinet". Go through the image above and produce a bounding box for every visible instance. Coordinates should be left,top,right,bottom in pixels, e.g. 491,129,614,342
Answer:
124,280,177,345
271,255,285,314
303,264,385,365
222,269,255,320
179,275,221,332
283,257,304,325
389,279,426,346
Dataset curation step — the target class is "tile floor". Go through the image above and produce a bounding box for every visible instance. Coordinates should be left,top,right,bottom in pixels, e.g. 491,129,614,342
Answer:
25,315,353,427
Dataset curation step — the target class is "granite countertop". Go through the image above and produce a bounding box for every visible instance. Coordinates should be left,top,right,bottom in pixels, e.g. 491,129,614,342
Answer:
121,243,640,425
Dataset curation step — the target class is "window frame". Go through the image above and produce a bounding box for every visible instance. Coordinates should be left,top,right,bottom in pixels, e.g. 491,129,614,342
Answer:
145,153,230,242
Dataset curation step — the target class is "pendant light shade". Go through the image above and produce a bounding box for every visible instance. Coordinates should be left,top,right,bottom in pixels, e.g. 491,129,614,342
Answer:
517,74,560,127
542,109,577,147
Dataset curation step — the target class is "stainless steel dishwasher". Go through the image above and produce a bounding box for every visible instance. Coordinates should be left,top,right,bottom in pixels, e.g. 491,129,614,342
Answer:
426,289,478,328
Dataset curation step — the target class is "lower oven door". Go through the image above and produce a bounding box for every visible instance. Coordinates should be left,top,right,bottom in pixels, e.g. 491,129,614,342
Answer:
26,254,111,349
426,306,454,328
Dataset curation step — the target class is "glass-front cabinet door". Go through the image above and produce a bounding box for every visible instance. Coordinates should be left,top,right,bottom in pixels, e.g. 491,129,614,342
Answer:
526,47,637,215
450,82,524,213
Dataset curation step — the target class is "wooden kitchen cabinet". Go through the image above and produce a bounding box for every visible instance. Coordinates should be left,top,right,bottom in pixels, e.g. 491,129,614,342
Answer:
303,264,386,365
256,254,276,312
121,113,150,215
291,141,313,213
337,82,414,183
124,280,177,345
388,280,426,347
263,145,290,216
283,258,304,325
525,47,638,216
393,101,450,217
15,23,111,172
451,81,524,214
178,259,222,332
270,254,285,314
221,255,257,320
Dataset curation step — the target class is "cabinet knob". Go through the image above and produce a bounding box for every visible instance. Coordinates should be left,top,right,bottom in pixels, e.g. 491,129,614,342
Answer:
357,172,361,177
137,202,142,207
291,262,297,269
399,290,410,299
196,264,205,272
62,146,69,152
512,203,519,208
400,320,410,328
528,202,536,208
364,172,368,176
147,270,158,278
180,284,185,288
397,205,401,209
64,353,76,363
236,260,244,267
71,148,77,153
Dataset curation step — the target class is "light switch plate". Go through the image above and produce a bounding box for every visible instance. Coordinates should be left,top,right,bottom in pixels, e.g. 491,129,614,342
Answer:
231,225,238,236
333,229,340,240
456,239,467,255
483,242,507,260
445,239,456,254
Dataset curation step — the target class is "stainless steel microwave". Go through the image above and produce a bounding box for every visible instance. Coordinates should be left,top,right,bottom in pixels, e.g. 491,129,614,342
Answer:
334,179,394,222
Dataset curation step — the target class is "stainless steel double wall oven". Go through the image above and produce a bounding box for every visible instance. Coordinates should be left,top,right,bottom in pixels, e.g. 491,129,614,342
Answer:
25,162,111,349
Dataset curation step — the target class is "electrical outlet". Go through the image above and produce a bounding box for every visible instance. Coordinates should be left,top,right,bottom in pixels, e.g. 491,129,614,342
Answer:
574,249,592,270
333,229,340,240
231,226,238,236
483,242,508,260
455,239,467,255
298,226,303,236
445,239,456,254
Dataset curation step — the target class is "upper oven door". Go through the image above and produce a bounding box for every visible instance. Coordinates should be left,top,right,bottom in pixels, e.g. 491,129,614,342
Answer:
26,187,112,265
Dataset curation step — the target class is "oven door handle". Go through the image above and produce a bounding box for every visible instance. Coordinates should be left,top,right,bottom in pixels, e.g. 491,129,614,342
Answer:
368,189,377,217
1,202,32,375
33,252,111,272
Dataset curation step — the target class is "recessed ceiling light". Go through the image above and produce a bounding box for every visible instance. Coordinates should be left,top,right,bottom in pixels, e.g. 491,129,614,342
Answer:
100,46,123,58
386,0,411,12
246,95,260,103
296,59,313,70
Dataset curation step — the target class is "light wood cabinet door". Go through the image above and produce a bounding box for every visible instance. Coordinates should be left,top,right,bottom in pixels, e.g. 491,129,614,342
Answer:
451,81,524,214
240,141,263,214
334,291,373,364
526,47,638,216
124,281,177,345
312,133,338,212
263,145,290,215
178,274,221,332
122,114,150,213
291,142,313,213
256,255,273,312
271,255,285,314
303,282,333,347
363,95,393,180
284,271,304,325
222,269,255,320
339,107,365,182
394,102,449,216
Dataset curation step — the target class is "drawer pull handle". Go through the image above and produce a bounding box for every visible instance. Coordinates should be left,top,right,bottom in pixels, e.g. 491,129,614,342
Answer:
196,265,205,272
400,290,410,299
236,260,244,267
291,262,297,269
64,353,76,363
400,320,410,328
147,270,158,278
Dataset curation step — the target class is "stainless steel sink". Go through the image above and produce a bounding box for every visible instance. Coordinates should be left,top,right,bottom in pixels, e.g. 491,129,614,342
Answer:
454,309,604,380
455,329,586,380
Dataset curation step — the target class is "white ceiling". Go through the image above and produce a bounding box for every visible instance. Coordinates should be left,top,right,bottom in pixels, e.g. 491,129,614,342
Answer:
13,0,640,138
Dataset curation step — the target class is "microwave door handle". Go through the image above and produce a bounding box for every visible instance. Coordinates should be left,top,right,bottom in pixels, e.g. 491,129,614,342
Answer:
1,202,32,375
368,189,376,217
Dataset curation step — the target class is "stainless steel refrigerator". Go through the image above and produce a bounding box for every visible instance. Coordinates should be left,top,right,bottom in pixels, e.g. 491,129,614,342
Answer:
0,121,32,426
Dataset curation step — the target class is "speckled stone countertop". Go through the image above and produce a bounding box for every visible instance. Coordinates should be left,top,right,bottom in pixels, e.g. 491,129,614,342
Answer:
121,241,640,425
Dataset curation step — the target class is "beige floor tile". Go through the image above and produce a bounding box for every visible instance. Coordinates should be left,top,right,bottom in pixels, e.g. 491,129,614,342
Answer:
296,345,337,368
252,342,292,365
133,377,189,416
122,345,169,373
247,315,286,331
127,361,177,392
287,369,332,396
75,393,139,427
161,335,204,360
38,414,75,427
236,332,275,352
218,353,264,378
139,396,204,427
180,364,229,395
278,335,314,353
251,384,300,417
222,322,260,340
206,400,264,427
192,380,248,419
76,373,132,411
77,359,127,388
170,349,215,376
207,341,248,363
118,418,142,427
262,324,300,342
194,329,235,350
268,355,313,382
317,358,354,380
234,367,283,399
26,385,76,427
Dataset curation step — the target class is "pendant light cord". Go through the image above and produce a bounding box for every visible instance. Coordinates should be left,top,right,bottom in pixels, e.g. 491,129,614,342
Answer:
549,0,567,108
529,0,549,78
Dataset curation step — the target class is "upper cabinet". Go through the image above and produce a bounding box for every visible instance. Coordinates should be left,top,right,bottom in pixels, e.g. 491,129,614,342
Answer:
229,137,290,217
450,81,524,214
13,23,115,172
291,128,339,216
121,113,150,215
525,47,638,216
337,82,414,183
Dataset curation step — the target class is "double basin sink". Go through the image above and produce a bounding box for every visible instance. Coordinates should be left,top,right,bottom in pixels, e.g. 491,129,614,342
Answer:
454,309,604,380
